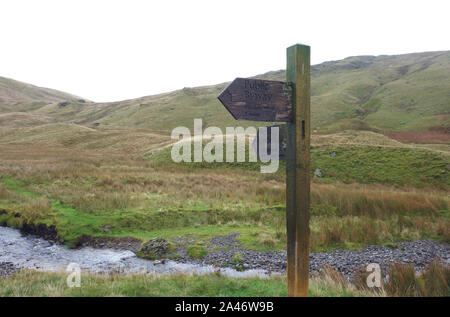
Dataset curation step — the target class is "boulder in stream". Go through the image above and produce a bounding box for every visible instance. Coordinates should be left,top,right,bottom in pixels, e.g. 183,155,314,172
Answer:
137,238,171,260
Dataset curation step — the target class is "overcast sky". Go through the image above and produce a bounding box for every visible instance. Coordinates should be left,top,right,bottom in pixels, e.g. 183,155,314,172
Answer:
1,0,449,102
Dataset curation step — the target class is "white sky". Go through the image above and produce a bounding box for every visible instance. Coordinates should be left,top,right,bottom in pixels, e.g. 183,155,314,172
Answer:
1,0,449,102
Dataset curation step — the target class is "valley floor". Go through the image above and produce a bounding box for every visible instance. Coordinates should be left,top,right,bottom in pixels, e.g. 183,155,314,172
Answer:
0,125,448,296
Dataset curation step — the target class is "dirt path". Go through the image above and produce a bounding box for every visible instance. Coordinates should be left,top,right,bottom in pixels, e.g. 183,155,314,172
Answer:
148,133,257,154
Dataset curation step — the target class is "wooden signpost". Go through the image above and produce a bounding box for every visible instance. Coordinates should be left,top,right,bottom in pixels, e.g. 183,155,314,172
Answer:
285,44,311,297
218,44,311,297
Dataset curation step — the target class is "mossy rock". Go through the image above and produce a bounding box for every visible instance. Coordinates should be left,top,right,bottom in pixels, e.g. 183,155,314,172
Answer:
136,237,171,260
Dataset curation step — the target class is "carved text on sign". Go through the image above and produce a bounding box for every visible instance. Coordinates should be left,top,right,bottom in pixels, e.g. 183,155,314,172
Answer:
218,78,292,122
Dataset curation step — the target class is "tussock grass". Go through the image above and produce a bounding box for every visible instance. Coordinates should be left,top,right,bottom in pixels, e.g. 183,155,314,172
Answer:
69,192,140,214
186,245,208,259
20,198,51,223
0,184,13,200
353,260,450,297
383,260,450,297
311,183,447,218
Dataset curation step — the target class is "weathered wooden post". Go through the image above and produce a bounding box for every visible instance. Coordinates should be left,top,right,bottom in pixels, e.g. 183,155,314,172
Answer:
217,43,311,297
286,44,311,297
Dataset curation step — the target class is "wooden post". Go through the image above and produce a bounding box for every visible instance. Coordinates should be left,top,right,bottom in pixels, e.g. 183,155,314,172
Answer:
285,44,311,297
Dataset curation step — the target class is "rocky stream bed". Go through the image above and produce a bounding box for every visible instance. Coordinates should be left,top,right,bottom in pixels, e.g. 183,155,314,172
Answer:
1,226,449,280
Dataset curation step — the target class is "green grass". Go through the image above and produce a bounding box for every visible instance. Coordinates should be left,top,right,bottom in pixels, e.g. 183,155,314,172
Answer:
311,145,449,187
232,253,244,265
0,270,373,297
151,143,450,188
0,177,37,198
186,245,208,259
2,262,446,297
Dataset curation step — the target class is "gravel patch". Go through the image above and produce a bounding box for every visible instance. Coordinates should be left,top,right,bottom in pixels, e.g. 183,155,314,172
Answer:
0,262,19,278
169,233,450,278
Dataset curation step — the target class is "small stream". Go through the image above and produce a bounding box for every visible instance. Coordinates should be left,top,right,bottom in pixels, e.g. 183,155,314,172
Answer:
0,227,269,278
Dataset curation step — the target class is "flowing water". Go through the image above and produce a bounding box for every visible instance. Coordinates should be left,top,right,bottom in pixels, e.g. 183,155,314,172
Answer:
0,226,269,278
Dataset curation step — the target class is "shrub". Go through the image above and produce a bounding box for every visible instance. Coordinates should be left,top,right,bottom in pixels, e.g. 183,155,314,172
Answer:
384,260,450,297
186,245,208,259
258,233,277,248
385,262,420,296
20,198,51,222
232,253,244,265
419,260,450,297
0,184,12,199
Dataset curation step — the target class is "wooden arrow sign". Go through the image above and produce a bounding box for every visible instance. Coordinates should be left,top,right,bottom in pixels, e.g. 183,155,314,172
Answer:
218,78,293,122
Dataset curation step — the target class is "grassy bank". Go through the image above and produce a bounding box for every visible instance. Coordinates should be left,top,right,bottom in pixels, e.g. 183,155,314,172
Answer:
0,129,448,253
1,260,448,297
1,175,448,252
0,271,374,297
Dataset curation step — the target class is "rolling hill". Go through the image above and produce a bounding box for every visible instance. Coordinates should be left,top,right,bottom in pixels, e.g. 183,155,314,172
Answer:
0,51,449,136
0,76,87,113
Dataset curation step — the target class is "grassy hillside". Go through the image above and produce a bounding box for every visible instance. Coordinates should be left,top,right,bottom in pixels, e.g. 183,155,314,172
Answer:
250,51,450,133
0,76,86,113
1,51,448,136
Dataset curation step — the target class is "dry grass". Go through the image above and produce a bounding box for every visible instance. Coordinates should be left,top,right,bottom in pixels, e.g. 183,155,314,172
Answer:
315,264,386,297
20,198,51,222
311,183,447,218
0,184,13,200
313,130,404,147
385,128,450,145
0,269,378,297
0,127,448,250
314,130,449,154
352,260,450,297
383,260,450,297
387,261,449,297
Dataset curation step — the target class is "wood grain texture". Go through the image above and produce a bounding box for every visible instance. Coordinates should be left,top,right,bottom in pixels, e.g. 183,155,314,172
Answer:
218,78,292,122
286,44,311,297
